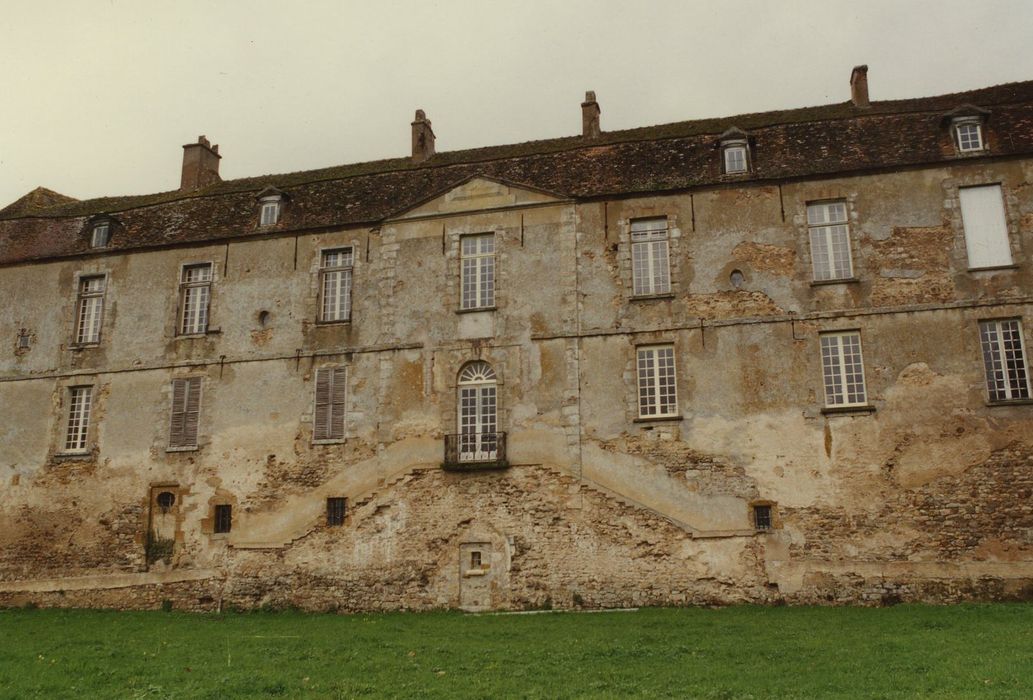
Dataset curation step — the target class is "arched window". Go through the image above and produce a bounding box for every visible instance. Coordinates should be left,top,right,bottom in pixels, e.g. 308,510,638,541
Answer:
457,361,498,461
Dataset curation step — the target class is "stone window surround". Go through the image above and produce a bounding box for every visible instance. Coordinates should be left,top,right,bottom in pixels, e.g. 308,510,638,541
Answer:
944,176,1023,273
68,268,111,350
308,235,364,326
442,351,507,436
617,209,682,301
446,225,507,315
795,191,861,287
51,374,101,459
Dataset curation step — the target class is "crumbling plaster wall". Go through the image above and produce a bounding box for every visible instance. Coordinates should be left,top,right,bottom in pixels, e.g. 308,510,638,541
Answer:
2,163,1032,608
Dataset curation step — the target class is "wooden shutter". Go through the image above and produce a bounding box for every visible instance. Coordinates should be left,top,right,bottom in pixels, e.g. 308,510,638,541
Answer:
170,377,202,448
314,367,346,441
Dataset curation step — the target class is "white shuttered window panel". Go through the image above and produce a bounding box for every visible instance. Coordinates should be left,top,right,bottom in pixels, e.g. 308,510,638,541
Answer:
314,367,347,441
169,377,202,449
959,186,1012,269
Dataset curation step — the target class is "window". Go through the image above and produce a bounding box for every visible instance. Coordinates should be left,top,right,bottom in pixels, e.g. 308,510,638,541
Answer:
259,197,280,226
753,504,773,530
91,222,111,248
457,361,498,461
319,248,353,322
724,145,748,173
327,497,347,526
630,218,671,296
470,551,482,568
959,185,1012,269
178,264,212,335
820,331,868,408
636,345,678,418
954,119,985,153
460,234,495,310
169,377,202,449
980,319,1031,402
64,386,93,452
807,201,853,281
214,504,232,534
74,276,105,345
313,367,347,442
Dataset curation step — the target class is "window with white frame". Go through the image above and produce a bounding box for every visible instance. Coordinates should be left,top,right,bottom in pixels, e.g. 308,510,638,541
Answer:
979,319,1031,402
460,233,495,310
74,275,106,345
259,197,281,226
723,142,748,174
636,345,678,418
178,263,212,335
953,119,985,153
807,201,853,282
959,185,1012,269
64,386,93,452
320,248,353,322
91,222,111,248
820,331,868,408
169,377,202,449
457,361,498,461
313,366,347,441
630,218,671,296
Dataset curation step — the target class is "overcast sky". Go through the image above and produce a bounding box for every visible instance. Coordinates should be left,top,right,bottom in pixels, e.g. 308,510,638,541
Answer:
2,0,1032,209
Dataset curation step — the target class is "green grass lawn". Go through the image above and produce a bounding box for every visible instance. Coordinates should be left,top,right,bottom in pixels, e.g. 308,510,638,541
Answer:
0,604,1030,699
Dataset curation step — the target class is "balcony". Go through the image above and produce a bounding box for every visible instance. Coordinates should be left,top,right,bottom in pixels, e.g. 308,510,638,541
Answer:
442,432,508,471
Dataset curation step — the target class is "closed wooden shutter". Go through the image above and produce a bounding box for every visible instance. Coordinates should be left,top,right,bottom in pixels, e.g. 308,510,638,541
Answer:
169,377,202,448
960,185,1012,268
314,367,346,441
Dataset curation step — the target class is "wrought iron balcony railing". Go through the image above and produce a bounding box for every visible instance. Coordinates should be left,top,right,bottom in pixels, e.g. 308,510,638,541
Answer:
442,431,508,471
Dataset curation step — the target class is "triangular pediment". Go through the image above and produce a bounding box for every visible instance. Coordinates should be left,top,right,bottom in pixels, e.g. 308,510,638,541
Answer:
388,175,569,220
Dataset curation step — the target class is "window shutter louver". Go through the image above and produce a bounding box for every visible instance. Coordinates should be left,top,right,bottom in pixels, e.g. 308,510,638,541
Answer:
170,377,202,448
314,367,346,441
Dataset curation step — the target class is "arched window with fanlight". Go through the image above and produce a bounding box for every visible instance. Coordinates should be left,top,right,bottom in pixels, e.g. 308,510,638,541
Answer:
457,360,498,462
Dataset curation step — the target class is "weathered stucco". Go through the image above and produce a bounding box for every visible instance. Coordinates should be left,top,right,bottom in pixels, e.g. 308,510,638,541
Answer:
2,129,1033,611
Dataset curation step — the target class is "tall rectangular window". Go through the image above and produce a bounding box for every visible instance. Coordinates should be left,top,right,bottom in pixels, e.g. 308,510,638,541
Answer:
460,233,495,310
980,319,1031,402
959,185,1012,269
636,345,678,418
320,248,353,322
327,497,347,526
807,201,853,281
630,218,671,296
64,386,93,452
179,263,212,335
214,505,232,534
169,377,202,449
74,276,106,345
821,331,868,407
313,367,347,441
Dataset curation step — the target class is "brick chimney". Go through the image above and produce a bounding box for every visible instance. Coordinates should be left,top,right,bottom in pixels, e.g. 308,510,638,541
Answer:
411,110,435,163
181,136,222,190
850,65,870,108
582,91,601,138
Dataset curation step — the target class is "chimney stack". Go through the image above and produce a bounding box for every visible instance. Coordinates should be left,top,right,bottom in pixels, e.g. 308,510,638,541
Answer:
411,110,435,163
180,135,222,190
582,90,601,138
850,65,870,108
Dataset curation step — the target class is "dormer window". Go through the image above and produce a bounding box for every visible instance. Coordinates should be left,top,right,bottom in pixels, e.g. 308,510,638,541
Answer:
718,127,751,175
954,118,984,153
91,221,111,248
723,142,748,174
259,197,281,226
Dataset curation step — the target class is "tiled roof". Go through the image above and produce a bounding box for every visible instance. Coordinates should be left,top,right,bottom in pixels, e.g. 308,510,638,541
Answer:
2,79,1033,265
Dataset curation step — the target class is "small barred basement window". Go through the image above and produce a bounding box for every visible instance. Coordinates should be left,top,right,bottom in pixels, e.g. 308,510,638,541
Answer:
327,497,347,526
753,504,773,530
470,551,482,568
214,504,232,533
17,330,31,349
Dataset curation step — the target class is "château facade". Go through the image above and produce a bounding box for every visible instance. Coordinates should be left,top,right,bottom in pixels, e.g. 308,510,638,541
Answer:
1,67,1032,611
